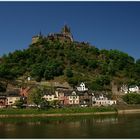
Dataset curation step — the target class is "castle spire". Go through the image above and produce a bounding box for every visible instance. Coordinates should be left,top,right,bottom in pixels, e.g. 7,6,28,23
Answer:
61,24,71,34
39,30,42,37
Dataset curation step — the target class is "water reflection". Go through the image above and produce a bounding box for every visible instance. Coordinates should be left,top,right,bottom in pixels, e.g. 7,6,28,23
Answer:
0,114,140,138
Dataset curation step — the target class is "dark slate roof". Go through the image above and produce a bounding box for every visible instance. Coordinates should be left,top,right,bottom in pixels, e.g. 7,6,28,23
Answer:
55,86,70,90
6,90,20,97
0,92,7,95
129,85,138,88
43,89,54,95
0,92,6,99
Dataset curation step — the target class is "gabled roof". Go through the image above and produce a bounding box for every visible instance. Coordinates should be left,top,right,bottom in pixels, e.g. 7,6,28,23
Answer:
6,90,20,97
129,85,139,88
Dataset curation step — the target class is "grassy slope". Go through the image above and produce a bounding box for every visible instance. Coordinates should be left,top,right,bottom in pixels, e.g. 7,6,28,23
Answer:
0,106,117,115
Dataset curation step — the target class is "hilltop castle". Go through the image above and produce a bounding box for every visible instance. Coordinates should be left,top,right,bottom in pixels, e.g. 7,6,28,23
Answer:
32,25,74,44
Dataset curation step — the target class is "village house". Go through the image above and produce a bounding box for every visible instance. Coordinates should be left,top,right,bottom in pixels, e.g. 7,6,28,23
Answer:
129,85,139,93
64,91,79,106
57,90,65,105
6,91,21,106
77,82,88,92
120,85,139,94
92,94,116,106
20,86,32,97
78,91,92,107
0,93,7,108
43,90,58,102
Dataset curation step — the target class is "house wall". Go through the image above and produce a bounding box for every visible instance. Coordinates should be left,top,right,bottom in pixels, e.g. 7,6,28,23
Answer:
7,97,20,106
79,95,92,106
43,95,58,102
92,95,116,106
121,85,139,94
20,87,30,97
64,96,69,105
92,99,116,106
77,83,88,91
0,98,7,107
68,96,79,105
58,92,65,105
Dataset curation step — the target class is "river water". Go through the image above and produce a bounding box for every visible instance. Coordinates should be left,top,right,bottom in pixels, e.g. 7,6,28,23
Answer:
0,114,140,138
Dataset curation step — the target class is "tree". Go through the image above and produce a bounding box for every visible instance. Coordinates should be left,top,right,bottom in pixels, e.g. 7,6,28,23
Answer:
30,64,45,82
0,82,7,92
67,77,78,87
14,99,24,108
89,80,103,91
88,60,98,69
66,68,73,78
123,93,140,104
0,64,15,79
28,88,44,107
44,66,54,80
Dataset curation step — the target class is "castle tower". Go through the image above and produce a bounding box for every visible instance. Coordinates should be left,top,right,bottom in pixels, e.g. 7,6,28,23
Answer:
61,25,71,35
61,25,73,42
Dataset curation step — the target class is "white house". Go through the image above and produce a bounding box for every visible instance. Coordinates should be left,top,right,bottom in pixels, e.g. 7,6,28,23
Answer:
7,96,20,106
129,86,139,93
92,94,116,106
121,85,139,94
68,91,79,105
120,85,128,94
6,91,21,106
43,91,58,102
77,82,88,92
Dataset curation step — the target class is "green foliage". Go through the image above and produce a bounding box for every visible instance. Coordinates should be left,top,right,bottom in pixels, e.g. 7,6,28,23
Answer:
0,106,117,115
66,68,73,78
123,93,140,104
0,64,16,79
89,75,111,91
28,88,44,106
0,82,7,92
31,64,45,82
67,77,79,87
14,99,24,108
0,39,140,92
88,60,98,69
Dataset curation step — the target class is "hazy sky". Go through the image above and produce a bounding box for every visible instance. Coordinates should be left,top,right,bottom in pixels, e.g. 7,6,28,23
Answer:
0,2,140,59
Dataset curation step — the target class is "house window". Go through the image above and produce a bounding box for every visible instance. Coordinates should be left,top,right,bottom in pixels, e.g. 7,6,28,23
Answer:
70,100,72,103
73,96,76,99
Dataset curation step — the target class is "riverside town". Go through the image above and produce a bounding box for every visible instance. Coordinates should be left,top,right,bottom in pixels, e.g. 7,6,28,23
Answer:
0,25,140,112
1,2,140,139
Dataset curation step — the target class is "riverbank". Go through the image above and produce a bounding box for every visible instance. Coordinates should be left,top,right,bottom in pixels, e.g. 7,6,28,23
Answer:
0,106,140,117
118,109,140,114
0,111,117,118
0,106,116,117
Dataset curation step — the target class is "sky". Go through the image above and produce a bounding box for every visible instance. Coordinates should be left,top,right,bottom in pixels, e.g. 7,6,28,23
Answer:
0,2,140,59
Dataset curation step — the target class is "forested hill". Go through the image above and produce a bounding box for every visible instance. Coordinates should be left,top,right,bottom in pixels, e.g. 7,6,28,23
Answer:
0,38,140,91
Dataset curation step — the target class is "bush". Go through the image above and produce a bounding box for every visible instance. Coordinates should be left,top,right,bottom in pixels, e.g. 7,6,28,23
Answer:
123,93,140,104
66,68,73,78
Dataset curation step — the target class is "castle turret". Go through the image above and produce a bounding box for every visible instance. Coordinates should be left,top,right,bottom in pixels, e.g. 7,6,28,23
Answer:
61,25,73,42
61,25,71,34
